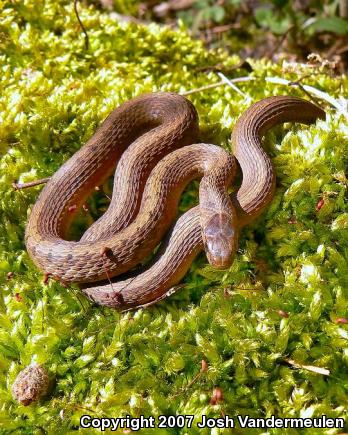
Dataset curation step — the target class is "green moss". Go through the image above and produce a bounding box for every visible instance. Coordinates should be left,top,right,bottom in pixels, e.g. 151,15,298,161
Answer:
0,1,347,434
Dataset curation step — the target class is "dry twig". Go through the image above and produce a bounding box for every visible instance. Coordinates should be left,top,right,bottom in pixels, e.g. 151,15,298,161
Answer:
12,177,51,190
182,73,348,120
73,0,89,50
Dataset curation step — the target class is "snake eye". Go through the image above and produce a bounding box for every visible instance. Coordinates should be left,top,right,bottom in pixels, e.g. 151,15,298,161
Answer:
203,213,238,269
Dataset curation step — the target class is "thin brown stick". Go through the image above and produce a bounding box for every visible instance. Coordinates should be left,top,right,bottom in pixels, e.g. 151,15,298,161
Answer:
71,287,89,313
12,177,50,190
41,298,45,333
267,25,295,59
209,23,241,34
337,44,348,54
233,286,264,291
171,372,202,399
288,80,322,107
100,249,116,294
73,0,89,50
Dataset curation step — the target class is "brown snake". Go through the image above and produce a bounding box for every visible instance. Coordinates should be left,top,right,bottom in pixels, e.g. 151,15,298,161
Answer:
25,93,325,310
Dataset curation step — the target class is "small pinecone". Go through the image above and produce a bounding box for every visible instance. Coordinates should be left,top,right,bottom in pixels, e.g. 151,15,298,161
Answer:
12,364,49,406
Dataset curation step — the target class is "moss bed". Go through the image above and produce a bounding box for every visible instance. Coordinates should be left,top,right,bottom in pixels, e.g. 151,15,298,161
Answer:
0,1,347,434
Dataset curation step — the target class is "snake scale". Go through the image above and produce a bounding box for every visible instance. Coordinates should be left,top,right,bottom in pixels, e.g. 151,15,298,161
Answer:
25,93,325,310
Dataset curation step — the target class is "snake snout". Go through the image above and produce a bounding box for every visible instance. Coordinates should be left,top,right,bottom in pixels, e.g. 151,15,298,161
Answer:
203,213,238,269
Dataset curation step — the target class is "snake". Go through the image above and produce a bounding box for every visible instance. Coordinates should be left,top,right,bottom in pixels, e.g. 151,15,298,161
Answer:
25,92,325,310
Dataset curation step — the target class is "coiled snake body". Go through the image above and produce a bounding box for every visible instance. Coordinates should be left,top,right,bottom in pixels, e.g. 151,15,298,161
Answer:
25,93,325,310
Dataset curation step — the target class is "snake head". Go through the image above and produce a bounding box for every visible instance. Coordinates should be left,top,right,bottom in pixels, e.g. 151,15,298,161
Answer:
202,212,238,269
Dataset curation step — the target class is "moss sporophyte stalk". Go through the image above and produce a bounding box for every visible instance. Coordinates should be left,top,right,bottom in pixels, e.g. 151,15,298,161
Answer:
0,0,347,433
